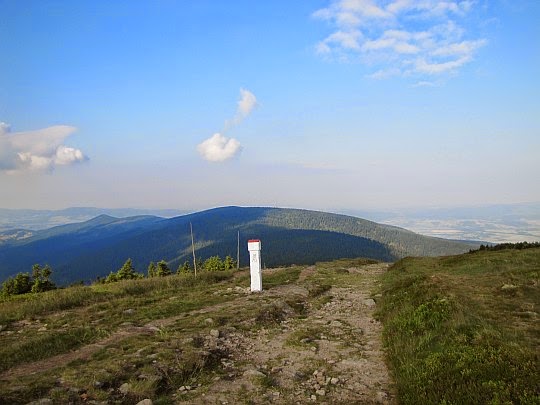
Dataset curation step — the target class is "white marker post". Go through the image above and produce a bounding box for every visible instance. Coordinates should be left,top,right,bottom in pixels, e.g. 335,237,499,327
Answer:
248,239,262,292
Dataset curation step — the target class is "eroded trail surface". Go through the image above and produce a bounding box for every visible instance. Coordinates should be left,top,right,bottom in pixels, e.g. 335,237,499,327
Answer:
1,263,395,404
181,263,395,404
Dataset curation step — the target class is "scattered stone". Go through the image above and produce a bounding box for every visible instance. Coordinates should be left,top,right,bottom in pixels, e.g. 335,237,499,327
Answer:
27,399,53,405
204,318,214,325
123,309,135,315
315,389,326,396
182,337,194,345
0,324,5,332
120,322,133,327
376,391,388,402
330,320,342,327
210,329,220,338
136,399,153,405
293,371,305,380
38,326,47,332
364,299,376,308
501,284,517,291
243,369,266,378
310,346,317,352
330,377,340,385
310,394,317,401
119,383,132,394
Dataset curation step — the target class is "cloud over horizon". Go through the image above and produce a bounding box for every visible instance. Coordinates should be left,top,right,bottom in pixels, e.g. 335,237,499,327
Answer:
198,88,257,163
0,123,88,173
314,0,486,79
197,133,242,162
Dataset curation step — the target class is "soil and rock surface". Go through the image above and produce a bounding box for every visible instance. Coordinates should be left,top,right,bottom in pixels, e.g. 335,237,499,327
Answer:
1,262,396,404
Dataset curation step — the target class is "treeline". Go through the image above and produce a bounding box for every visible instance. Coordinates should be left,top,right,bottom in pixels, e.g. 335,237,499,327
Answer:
88,255,236,284
469,241,540,253
1,264,56,297
1,255,238,296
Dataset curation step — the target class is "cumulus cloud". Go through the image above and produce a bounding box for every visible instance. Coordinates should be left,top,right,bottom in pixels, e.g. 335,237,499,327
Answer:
313,0,486,78
197,133,242,162
0,123,88,173
225,88,258,129
197,88,257,162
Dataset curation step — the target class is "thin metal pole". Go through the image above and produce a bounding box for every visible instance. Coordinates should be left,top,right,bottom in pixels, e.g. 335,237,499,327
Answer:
236,230,240,270
190,222,197,277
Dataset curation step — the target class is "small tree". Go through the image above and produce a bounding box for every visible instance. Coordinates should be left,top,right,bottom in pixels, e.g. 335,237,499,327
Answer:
224,255,236,270
104,259,143,283
105,272,118,283
147,261,157,278
116,258,140,280
177,261,191,274
156,260,172,277
1,272,32,296
31,264,56,293
203,256,225,272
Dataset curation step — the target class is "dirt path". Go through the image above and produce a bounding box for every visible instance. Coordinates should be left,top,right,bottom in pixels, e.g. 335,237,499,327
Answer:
1,263,396,404
180,263,395,404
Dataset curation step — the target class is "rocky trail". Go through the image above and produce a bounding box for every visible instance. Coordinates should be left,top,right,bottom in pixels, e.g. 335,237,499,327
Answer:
180,263,395,404
1,263,396,404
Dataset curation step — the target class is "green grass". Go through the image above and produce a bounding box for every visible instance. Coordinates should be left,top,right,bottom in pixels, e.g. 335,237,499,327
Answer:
377,248,540,405
0,326,109,372
0,266,303,404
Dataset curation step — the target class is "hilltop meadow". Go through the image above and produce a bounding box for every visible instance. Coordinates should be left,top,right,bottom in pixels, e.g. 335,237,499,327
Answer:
0,245,538,404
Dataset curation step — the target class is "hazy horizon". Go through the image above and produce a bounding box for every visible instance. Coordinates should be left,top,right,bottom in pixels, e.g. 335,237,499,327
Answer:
1,1,539,211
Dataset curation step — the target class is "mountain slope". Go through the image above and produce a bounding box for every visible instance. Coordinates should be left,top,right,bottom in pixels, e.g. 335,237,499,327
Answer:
0,206,478,285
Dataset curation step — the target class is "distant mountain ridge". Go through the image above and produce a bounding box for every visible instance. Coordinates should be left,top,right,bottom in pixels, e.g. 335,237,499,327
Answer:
0,207,185,232
0,206,479,285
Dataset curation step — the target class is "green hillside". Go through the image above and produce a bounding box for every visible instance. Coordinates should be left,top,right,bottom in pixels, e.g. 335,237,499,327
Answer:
0,206,478,285
377,247,540,404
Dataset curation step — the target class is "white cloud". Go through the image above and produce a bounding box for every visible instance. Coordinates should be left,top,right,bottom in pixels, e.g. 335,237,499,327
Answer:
0,123,88,173
0,122,10,136
55,145,87,165
197,133,242,162
225,88,258,129
432,39,487,57
415,55,471,74
237,88,257,117
317,30,362,54
198,88,257,162
313,0,486,79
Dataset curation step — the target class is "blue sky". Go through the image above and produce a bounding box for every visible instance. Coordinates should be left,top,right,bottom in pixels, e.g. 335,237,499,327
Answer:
0,0,539,211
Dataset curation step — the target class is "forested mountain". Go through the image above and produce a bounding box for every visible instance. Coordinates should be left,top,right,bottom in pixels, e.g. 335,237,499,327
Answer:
0,207,184,231
0,206,479,285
